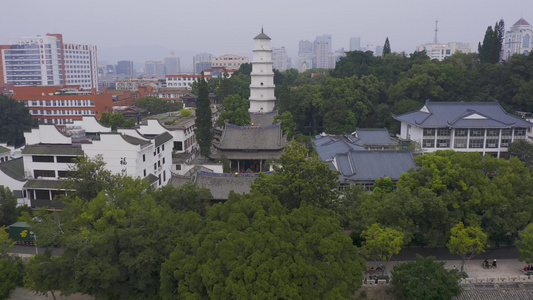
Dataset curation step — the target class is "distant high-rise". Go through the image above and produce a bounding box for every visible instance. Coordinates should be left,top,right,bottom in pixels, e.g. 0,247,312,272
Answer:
0,33,98,90
144,61,165,77
298,40,313,57
374,46,383,57
164,51,180,75
502,18,533,60
416,21,474,61
272,47,291,71
193,53,213,74
314,34,334,69
349,37,361,51
117,60,134,75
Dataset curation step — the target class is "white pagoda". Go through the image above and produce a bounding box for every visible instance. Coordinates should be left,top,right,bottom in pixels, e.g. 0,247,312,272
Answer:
249,29,276,113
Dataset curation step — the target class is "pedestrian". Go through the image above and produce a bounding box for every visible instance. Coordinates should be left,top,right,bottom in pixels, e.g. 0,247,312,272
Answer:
492,259,497,268
453,266,456,270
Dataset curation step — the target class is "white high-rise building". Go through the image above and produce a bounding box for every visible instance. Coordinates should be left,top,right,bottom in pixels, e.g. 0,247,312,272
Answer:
249,29,276,113
164,51,180,75
502,18,533,60
1,33,98,90
272,47,291,71
350,37,361,51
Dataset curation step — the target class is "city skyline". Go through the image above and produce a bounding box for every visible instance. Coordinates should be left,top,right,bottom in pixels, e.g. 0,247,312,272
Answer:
1,0,532,69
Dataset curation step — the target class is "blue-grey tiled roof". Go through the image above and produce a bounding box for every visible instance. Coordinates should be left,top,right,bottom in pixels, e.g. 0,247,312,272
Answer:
334,150,415,182
393,100,533,128
349,128,397,146
313,134,364,161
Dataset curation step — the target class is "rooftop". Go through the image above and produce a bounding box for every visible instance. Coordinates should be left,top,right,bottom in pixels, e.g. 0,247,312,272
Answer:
393,100,533,128
0,158,24,181
22,144,84,156
334,150,415,182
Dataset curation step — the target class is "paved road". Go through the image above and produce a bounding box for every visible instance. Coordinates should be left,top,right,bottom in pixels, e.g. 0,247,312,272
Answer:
394,245,521,261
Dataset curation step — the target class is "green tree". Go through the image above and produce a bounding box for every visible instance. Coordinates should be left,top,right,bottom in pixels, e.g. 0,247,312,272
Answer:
0,228,22,300
134,96,182,115
446,222,488,273
391,255,461,300
273,111,296,140
59,155,118,202
361,223,404,274
216,70,234,102
98,112,135,131
0,226,14,257
0,94,35,146
24,250,63,300
251,141,339,209
383,37,391,56
160,192,364,299
32,175,182,299
0,256,23,300
215,94,251,127
195,74,213,156
478,19,505,64
517,223,533,263
509,139,533,167
153,182,212,216
0,187,17,226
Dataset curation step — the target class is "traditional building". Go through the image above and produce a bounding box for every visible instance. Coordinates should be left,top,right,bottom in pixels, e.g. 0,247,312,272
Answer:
249,30,276,113
393,100,533,157
209,30,286,172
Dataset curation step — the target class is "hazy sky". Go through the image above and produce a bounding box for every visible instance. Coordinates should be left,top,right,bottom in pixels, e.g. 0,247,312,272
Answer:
1,0,532,69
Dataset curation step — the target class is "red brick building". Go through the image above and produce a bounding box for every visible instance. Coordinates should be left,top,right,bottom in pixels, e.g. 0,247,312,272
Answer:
8,85,113,125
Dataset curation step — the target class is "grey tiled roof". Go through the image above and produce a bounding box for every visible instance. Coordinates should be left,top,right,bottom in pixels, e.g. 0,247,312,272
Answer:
349,128,397,146
313,134,364,161
194,171,257,200
216,123,285,150
393,100,533,128
254,31,271,40
250,111,277,127
210,149,283,160
0,158,25,181
170,171,257,200
22,144,84,156
154,132,173,147
24,179,64,189
120,134,151,146
334,150,415,182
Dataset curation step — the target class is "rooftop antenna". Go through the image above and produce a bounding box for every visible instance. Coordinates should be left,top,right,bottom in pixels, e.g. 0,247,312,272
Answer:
433,20,439,44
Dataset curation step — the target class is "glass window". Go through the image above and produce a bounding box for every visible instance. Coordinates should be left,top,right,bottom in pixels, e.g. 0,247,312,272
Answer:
423,128,435,136
32,155,54,163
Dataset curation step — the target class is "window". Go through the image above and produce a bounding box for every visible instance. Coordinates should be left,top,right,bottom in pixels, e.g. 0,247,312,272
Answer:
57,170,70,178
143,169,146,177
176,165,181,171
515,128,526,136
162,144,165,151
56,156,77,163
487,129,499,137
32,155,54,163
469,139,483,148
423,128,435,136
162,157,165,164
437,139,450,148
423,139,435,148
437,128,450,136
470,129,484,137
143,154,146,162
486,139,499,148
154,163,157,170
34,170,55,178
174,141,183,151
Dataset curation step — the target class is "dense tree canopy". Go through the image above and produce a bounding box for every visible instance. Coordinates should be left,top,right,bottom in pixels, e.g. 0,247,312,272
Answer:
160,192,365,299
134,96,182,115
195,75,213,156
0,94,35,146
215,94,251,127
0,187,17,227
251,141,339,209
391,255,462,300
340,151,533,248
98,112,135,131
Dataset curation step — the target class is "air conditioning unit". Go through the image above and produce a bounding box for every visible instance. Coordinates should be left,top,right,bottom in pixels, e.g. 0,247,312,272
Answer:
438,143,448,147
488,143,497,148
455,144,465,148
501,143,509,147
